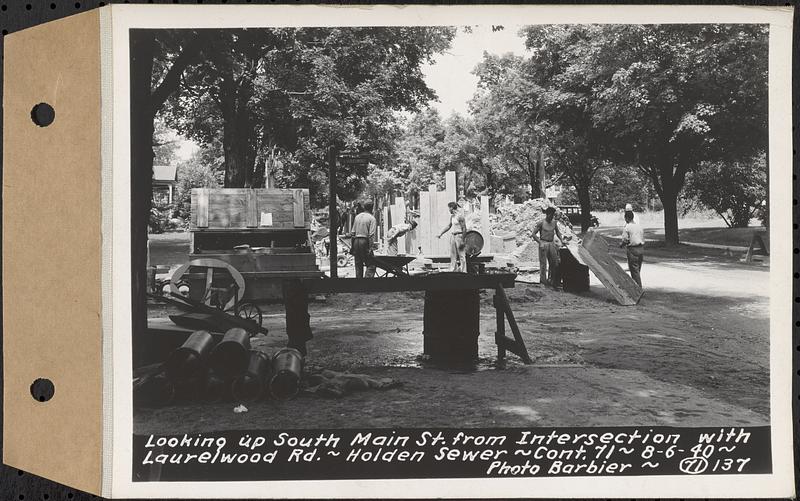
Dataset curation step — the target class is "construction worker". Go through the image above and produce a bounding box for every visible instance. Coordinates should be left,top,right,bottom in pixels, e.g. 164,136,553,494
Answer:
385,219,418,256
533,207,564,289
437,202,467,272
620,206,645,287
350,201,377,278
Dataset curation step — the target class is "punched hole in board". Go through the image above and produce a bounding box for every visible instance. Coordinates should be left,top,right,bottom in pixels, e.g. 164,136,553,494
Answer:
30,378,54,402
30,103,55,127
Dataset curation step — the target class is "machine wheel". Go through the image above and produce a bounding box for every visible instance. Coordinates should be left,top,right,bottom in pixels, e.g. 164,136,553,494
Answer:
169,258,246,311
337,254,349,267
235,301,263,329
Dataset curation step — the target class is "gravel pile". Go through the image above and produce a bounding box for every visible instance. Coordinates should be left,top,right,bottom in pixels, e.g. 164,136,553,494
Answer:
490,198,576,246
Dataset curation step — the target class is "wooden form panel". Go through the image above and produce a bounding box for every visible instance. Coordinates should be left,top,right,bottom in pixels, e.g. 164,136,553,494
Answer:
190,188,311,230
416,172,491,257
2,9,103,495
577,231,643,306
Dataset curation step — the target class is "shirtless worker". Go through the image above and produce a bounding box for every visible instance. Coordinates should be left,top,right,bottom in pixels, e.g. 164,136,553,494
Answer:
533,207,564,289
437,202,467,272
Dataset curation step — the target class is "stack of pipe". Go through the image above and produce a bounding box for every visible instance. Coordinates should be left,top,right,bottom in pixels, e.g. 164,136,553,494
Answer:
134,328,304,408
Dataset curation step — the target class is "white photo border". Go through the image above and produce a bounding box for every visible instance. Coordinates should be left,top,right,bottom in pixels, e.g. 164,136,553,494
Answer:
107,4,795,498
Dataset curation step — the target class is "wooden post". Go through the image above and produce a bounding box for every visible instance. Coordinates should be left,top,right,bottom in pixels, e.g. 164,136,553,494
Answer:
419,191,430,255
537,149,546,199
395,197,406,254
328,148,338,278
494,292,506,361
196,188,209,228
283,279,312,356
480,195,491,253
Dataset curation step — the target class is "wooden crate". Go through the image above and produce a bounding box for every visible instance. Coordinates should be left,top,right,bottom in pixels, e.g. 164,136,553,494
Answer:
190,188,311,230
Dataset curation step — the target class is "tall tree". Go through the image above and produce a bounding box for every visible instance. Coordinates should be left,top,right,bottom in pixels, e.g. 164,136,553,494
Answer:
471,53,548,200
165,27,455,195
130,30,205,355
394,108,447,197
523,24,768,243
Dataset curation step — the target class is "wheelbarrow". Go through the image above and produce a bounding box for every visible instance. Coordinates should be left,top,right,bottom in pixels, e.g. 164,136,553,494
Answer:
369,255,416,277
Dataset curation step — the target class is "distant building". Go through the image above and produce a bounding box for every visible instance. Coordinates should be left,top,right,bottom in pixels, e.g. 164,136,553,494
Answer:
153,164,178,203
545,185,562,202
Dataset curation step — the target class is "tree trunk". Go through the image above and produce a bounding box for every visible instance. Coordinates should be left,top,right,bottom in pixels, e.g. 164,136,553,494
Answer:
528,160,541,199
661,180,680,245
130,33,157,363
576,183,592,233
537,149,546,198
219,78,256,187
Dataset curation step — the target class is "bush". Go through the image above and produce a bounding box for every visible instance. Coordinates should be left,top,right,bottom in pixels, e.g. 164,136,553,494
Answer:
149,200,179,234
685,154,767,228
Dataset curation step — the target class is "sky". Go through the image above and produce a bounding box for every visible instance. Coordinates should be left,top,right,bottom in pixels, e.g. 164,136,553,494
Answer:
172,25,529,161
421,25,528,118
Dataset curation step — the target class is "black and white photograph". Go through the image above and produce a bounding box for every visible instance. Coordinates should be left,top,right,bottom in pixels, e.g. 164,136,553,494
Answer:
116,5,793,497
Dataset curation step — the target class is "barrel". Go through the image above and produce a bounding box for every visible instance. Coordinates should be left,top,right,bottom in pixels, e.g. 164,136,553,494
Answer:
423,288,480,366
209,328,251,379
231,351,270,402
163,330,215,380
269,348,303,400
463,230,484,257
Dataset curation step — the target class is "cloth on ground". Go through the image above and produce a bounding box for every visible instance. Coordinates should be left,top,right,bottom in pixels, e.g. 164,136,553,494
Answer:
305,369,401,398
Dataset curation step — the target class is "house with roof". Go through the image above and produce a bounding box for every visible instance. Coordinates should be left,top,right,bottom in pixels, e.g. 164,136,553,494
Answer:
152,164,178,204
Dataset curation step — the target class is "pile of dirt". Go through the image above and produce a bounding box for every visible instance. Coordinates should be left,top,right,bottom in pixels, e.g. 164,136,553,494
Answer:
464,210,482,232
490,198,576,246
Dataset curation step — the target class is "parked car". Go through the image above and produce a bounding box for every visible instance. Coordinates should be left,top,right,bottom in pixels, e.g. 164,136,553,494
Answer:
558,205,599,228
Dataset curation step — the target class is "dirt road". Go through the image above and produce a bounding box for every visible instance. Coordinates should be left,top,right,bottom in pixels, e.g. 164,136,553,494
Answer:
137,239,769,433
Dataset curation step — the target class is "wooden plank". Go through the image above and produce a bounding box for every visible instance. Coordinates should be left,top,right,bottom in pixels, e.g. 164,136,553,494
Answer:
578,232,642,306
495,285,532,364
382,206,389,245
436,187,450,255
480,195,491,253
246,189,258,228
300,273,517,294
445,170,457,203
419,191,431,255
186,253,317,272
196,188,209,228
494,294,506,360
208,191,248,228
292,189,305,227
395,197,407,254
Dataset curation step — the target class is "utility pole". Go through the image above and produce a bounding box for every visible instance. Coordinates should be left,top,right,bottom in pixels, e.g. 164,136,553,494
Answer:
328,147,338,278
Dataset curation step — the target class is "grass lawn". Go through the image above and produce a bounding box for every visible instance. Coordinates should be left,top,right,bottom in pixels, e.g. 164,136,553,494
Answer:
649,226,768,247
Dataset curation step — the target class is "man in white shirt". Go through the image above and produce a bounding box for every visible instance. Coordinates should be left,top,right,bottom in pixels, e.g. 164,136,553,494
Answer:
620,207,645,287
350,201,377,278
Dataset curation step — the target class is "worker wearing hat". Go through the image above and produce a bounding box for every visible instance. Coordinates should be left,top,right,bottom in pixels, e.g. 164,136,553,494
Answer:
620,203,645,288
533,206,564,289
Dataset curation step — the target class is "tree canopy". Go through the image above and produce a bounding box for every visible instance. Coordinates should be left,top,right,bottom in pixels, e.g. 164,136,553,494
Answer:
161,26,456,200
